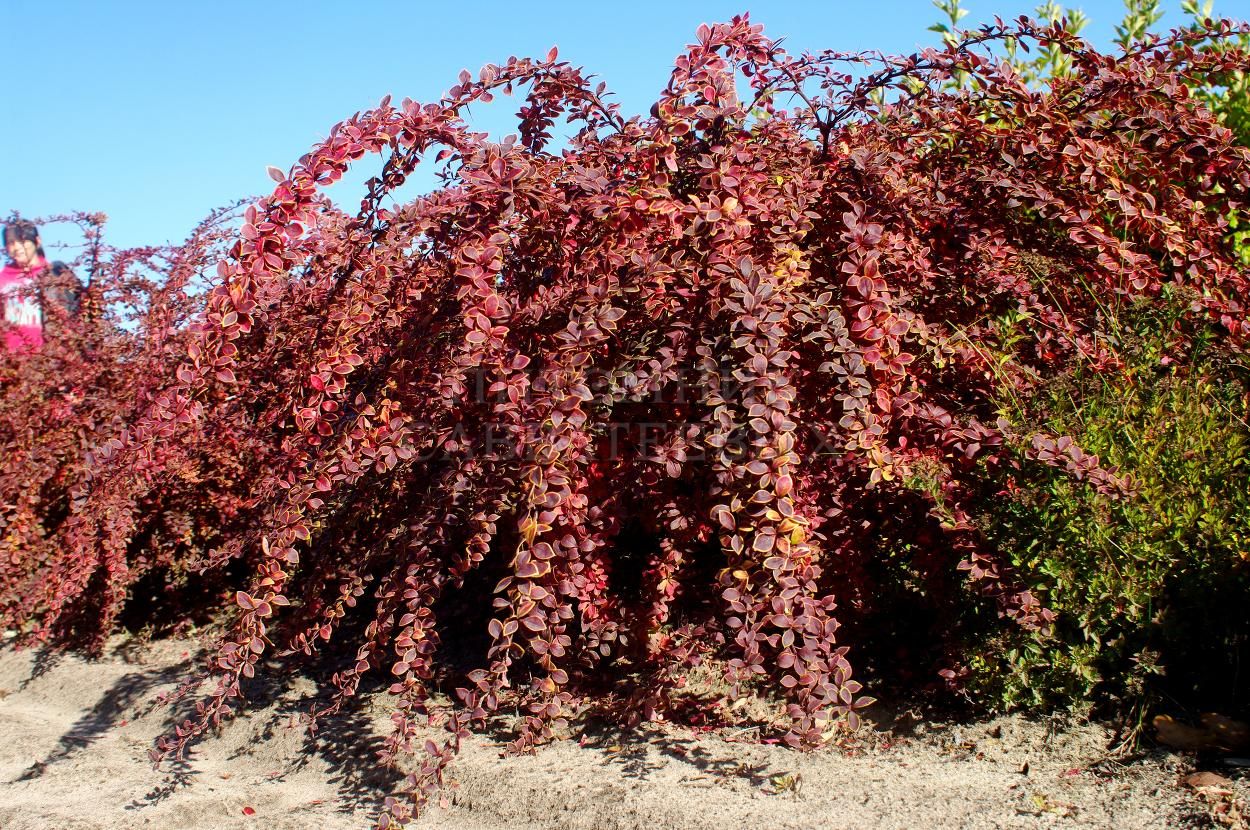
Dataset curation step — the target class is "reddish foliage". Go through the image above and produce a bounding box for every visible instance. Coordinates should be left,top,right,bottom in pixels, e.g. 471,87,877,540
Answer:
0,205,252,646
2,16,1249,822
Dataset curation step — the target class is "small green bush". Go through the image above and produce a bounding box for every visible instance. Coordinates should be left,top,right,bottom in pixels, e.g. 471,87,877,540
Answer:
970,291,1250,721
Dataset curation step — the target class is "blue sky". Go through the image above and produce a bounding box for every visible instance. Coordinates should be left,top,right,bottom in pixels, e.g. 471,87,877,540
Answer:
1,0,1241,256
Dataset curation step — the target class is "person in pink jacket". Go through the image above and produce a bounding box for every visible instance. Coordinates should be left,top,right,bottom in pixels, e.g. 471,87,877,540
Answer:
1,220,48,351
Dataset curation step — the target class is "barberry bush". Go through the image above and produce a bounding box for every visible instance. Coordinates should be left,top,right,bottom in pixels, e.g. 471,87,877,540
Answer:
0,206,253,647
3,15,1249,824
920,0,1250,725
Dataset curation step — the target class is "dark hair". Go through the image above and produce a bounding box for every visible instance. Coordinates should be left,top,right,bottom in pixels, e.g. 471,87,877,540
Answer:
46,262,83,316
3,220,45,258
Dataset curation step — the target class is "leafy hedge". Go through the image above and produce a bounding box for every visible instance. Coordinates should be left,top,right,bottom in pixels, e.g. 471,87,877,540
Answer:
972,290,1250,722
920,0,1250,727
2,15,1249,824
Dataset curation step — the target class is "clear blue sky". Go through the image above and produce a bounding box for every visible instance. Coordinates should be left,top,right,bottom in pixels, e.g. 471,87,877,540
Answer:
1,0,1240,256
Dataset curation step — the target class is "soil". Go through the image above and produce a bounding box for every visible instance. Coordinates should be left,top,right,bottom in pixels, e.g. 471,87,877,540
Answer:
0,635,1244,829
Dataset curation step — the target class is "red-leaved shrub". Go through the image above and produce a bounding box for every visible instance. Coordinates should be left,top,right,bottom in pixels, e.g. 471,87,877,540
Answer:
0,205,254,645
2,16,1249,824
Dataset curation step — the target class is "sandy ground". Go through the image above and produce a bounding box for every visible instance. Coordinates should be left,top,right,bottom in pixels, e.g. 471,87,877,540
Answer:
0,635,1244,830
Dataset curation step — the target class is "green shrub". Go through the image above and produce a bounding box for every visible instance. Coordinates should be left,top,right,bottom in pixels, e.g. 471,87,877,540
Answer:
971,291,1250,721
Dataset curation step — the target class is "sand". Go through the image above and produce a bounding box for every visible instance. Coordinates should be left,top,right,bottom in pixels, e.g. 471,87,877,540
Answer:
0,635,1244,829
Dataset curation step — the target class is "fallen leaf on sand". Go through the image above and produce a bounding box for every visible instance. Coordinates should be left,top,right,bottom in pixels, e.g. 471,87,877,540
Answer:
1023,793,1076,817
1185,772,1234,794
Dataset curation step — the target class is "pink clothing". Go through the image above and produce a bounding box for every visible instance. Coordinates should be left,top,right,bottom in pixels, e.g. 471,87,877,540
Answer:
0,258,45,351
